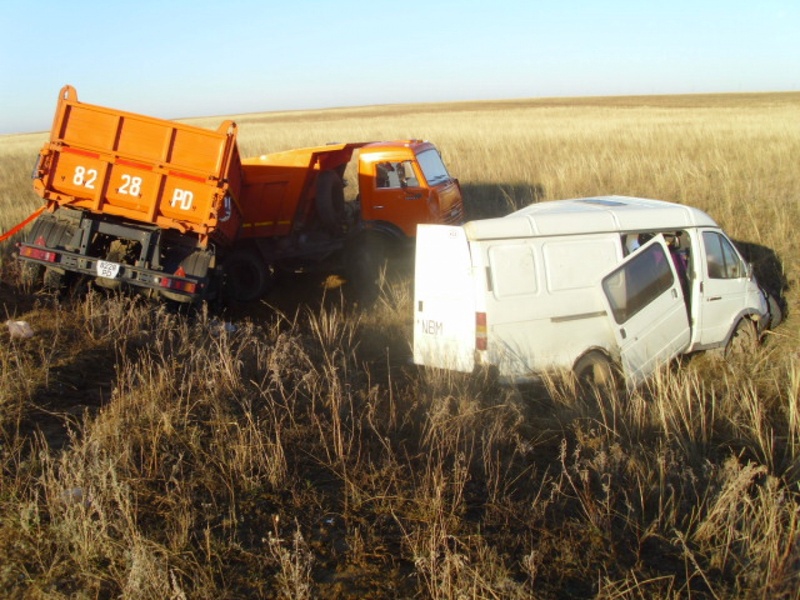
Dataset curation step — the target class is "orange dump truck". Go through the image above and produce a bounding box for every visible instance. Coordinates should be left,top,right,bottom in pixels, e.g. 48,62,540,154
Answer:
17,86,464,303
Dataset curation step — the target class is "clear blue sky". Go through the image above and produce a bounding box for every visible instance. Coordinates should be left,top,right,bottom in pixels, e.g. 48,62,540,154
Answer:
1,0,798,134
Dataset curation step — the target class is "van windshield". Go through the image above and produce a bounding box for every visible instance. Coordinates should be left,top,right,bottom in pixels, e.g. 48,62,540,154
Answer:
416,149,451,186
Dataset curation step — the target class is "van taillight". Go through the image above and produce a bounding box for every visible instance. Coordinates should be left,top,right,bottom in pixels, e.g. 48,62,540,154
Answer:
476,312,487,350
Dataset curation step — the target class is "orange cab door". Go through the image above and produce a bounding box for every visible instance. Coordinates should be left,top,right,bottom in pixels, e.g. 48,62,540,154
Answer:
360,158,431,237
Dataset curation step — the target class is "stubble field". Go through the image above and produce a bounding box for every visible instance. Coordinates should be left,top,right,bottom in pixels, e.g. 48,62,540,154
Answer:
1,92,799,599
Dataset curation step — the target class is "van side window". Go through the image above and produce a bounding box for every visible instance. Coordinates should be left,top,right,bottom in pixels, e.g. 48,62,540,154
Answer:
602,243,675,324
703,232,745,279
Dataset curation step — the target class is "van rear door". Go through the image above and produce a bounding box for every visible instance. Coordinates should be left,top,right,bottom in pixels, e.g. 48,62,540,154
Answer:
413,225,476,373
599,236,691,387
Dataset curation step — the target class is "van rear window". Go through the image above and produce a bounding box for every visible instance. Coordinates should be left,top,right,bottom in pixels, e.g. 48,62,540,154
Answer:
602,243,674,324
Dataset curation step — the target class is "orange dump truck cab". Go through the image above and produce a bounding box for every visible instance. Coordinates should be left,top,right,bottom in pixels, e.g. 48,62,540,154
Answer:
223,140,464,300
239,139,463,240
357,140,464,236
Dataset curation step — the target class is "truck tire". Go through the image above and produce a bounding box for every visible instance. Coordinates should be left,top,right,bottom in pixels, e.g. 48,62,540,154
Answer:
315,170,345,234
224,250,272,303
344,231,387,303
19,261,44,289
43,267,65,291
160,250,215,304
574,351,618,395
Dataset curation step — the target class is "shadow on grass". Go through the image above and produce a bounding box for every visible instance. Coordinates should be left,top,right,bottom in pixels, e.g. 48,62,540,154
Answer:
461,182,546,220
734,239,789,317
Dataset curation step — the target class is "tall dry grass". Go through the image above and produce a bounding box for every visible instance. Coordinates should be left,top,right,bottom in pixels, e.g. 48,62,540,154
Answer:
1,92,799,598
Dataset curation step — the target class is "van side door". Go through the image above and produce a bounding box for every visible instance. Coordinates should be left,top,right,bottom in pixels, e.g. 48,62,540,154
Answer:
599,236,691,387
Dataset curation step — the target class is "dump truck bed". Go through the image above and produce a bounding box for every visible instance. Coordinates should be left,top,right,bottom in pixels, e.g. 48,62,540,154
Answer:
33,86,243,246
239,142,367,238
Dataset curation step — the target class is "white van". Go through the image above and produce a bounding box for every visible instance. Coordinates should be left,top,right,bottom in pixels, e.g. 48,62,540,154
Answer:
413,196,779,388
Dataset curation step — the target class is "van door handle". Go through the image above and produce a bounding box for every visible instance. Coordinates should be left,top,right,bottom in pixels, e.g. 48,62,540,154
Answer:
708,296,722,301
373,205,385,210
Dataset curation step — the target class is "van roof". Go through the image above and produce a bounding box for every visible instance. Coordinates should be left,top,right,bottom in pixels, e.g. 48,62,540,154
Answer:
464,196,719,240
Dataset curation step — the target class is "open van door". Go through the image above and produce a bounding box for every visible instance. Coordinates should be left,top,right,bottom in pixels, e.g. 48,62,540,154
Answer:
599,236,691,387
413,225,476,373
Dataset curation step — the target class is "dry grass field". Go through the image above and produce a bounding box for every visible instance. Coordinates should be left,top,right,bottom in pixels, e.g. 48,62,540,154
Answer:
1,92,799,598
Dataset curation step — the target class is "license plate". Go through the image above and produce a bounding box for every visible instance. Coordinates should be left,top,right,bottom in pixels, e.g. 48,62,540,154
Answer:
97,260,121,279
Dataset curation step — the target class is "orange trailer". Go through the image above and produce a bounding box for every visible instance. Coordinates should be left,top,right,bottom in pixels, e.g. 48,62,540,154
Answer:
33,85,243,246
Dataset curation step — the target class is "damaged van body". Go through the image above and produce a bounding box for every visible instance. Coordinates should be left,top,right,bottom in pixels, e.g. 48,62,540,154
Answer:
413,196,782,388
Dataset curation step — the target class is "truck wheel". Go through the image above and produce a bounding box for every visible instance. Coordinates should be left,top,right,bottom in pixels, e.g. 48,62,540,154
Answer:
316,170,345,234
160,250,215,304
725,318,758,359
19,261,44,289
344,231,387,303
574,351,618,395
224,251,272,303
43,267,65,291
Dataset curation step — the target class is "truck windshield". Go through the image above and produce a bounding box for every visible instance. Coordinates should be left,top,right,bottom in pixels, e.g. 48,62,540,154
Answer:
416,149,451,186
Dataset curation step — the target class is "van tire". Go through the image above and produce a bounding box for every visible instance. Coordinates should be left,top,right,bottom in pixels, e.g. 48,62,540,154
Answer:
767,293,783,330
725,318,758,359
574,351,618,394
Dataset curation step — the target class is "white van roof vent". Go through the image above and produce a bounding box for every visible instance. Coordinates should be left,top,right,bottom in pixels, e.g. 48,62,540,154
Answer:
579,198,627,207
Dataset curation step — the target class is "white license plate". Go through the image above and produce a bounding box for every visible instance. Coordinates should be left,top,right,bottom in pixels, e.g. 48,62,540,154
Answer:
96,260,121,279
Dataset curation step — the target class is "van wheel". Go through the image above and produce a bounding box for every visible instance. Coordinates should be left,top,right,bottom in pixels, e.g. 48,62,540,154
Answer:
725,318,758,359
767,293,783,330
574,351,618,394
